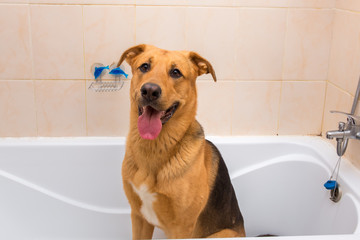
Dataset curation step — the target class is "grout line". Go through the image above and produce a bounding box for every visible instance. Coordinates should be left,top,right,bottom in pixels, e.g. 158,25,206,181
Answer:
81,5,88,136
134,2,137,44
32,80,39,137
336,8,360,15
277,80,283,136
81,5,86,81
281,7,289,81
27,4,39,136
325,8,336,82
5,79,327,82
229,82,235,136
23,3,136,6
321,6,336,138
277,7,289,135
328,81,357,98
0,2,337,10
196,79,327,82
27,4,35,80
320,81,329,137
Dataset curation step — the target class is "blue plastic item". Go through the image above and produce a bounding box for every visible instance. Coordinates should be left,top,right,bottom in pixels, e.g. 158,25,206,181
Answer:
109,67,128,79
324,180,337,190
94,65,109,79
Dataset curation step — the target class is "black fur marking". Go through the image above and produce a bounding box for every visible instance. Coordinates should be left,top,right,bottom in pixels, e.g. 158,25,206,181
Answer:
194,121,205,139
197,140,244,237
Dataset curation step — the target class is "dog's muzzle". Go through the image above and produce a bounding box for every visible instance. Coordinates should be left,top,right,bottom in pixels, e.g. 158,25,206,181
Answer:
137,83,179,140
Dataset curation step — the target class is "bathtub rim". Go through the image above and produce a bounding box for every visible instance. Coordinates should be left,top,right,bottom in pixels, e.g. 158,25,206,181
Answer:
1,135,359,201
0,135,358,187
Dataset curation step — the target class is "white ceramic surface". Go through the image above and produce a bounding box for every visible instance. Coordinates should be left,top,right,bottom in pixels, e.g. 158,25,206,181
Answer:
0,136,359,239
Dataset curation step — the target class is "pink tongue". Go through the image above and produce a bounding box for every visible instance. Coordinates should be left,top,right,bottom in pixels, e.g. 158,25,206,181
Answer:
138,106,163,140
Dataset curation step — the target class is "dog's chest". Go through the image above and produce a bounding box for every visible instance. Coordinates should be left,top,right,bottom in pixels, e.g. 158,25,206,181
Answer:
130,182,160,226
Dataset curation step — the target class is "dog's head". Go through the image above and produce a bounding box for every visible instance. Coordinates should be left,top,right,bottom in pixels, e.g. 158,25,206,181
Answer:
118,44,216,140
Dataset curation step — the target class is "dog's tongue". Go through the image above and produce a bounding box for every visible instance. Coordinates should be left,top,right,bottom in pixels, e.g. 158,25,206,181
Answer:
138,106,163,140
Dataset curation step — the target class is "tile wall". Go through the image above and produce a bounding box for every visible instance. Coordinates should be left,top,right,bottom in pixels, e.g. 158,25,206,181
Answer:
0,0,358,165
323,0,360,168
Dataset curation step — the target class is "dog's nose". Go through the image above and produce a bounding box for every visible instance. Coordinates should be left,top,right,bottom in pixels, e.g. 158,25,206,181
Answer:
141,83,162,101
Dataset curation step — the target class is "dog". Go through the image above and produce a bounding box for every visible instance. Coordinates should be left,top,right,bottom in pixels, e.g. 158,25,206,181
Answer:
118,44,245,239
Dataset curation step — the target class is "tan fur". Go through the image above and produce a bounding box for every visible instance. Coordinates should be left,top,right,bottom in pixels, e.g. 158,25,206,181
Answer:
120,45,243,239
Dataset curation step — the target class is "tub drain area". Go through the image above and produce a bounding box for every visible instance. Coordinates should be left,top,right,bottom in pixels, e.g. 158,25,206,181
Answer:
330,184,342,203
324,156,343,203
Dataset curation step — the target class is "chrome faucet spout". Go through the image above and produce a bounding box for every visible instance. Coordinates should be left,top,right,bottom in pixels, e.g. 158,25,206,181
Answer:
326,130,352,140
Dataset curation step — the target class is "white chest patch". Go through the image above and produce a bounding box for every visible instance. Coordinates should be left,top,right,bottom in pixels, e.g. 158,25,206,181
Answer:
130,183,160,226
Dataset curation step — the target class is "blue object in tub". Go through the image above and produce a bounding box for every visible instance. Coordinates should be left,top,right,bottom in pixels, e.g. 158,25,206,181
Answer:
324,180,337,190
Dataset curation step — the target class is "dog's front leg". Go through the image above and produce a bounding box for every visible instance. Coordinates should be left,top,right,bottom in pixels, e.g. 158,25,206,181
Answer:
131,212,154,240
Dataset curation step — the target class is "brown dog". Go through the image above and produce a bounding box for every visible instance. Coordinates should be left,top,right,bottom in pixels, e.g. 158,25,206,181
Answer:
118,44,245,239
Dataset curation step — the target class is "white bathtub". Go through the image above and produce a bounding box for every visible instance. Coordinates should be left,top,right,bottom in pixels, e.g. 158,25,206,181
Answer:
0,136,359,240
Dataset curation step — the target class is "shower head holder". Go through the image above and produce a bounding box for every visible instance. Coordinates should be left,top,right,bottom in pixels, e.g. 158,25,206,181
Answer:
89,63,127,92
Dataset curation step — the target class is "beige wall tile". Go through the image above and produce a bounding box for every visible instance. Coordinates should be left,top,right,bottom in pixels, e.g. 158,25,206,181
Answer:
196,81,233,135
278,81,326,135
186,7,238,80
83,0,134,3
30,0,134,3
0,0,28,2
187,0,334,8
30,5,84,80
30,0,135,2
187,0,233,6
136,6,187,51
283,9,333,81
232,81,281,135
336,0,360,12
35,80,86,136
233,0,288,7
137,0,187,5
236,8,287,80
29,0,83,3
0,4,32,80
328,10,360,95
346,140,360,169
0,80,37,137
86,81,130,136
83,5,135,80
288,0,336,8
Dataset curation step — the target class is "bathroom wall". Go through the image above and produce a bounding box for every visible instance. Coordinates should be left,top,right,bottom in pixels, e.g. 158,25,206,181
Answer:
0,0,335,138
323,0,360,168
0,0,360,163
1,0,358,167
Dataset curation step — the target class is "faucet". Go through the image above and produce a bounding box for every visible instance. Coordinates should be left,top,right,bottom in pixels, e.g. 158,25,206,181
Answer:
326,78,360,156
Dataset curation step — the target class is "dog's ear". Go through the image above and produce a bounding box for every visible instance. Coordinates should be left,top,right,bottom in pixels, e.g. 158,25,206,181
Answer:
189,52,217,82
117,44,146,67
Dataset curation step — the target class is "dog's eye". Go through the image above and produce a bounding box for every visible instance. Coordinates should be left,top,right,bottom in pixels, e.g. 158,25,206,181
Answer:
170,68,183,79
139,63,150,73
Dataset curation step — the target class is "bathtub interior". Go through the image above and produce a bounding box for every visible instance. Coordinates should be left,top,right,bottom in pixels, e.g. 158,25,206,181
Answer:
215,140,360,237
0,137,359,239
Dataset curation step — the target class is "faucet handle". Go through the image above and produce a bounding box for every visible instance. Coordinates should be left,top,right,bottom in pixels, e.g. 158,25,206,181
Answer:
330,110,360,124
338,121,346,131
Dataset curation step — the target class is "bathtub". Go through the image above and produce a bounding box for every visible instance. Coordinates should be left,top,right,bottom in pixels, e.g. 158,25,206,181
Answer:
0,136,359,240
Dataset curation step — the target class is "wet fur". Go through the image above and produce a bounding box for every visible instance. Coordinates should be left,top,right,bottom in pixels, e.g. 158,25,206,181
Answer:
119,45,245,239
